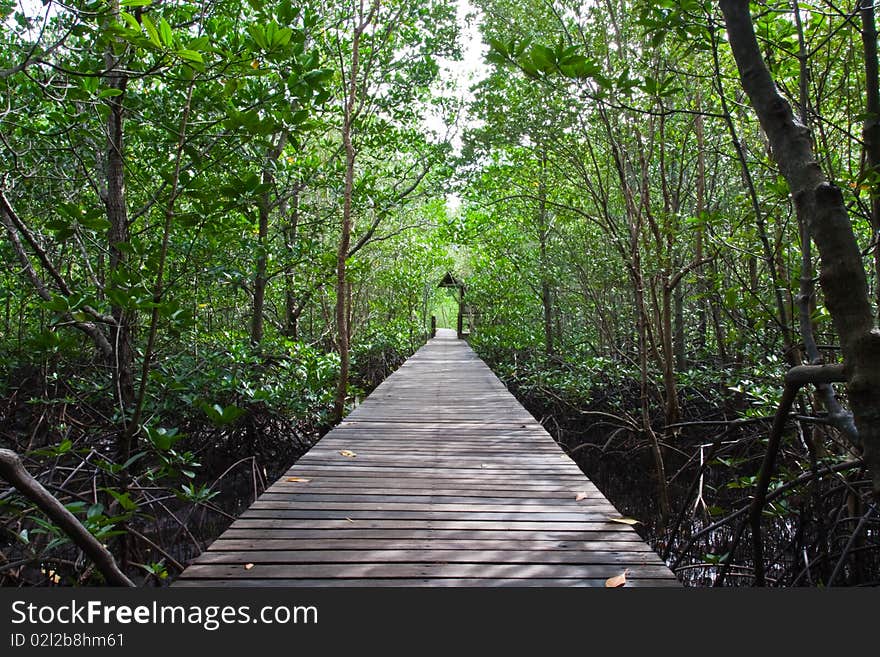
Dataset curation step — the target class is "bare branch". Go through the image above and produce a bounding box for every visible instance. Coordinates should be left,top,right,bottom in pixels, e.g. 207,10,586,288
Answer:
0,449,134,587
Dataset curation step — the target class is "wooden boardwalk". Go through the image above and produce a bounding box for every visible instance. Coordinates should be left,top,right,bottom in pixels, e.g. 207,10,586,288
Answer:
175,329,679,587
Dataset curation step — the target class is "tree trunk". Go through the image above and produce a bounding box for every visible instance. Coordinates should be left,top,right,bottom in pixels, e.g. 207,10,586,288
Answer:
284,189,301,339
695,97,709,356
251,134,287,345
251,196,269,345
538,153,554,357
102,1,135,463
661,283,680,425
0,449,134,586
634,229,671,529
721,0,880,495
333,5,370,422
674,282,685,371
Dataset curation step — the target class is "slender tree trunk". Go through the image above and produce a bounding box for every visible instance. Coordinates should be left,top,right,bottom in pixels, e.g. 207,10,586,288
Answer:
674,282,685,370
633,224,671,529
3,292,9,340
656,105,683,420
251,199,269,344
538,152,554,357
102,1,135,463
100,0,137,573
661,282,679,425
333,3,370,422
695,97,709,356
601,106,671,526
129,77,197,441
284,189,301,339
709,263,729,364
251,134,287,345
721,0,880,496
333,112,355,421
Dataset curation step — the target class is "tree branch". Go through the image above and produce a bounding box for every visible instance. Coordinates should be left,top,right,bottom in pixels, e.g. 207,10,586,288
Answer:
0,449,134,586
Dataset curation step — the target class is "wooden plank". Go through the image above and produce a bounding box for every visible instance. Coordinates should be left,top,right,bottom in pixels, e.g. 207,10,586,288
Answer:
247,501,619,512
175,330,677,587
256,493,611,504
193,550,665,565
303,444,563,453
268,479,602,492
178,563,676,579
284,470,589,480
205,539,655,552
299,452,571,462
238,511,624,522
226,519,647,532
216,529,646,541
239,509,628,526
296,459,576,467
173,578,680,588
285,466,588,477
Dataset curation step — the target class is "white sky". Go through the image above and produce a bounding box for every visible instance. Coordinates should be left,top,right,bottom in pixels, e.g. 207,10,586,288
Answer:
424,0,488,213
423,0,488,154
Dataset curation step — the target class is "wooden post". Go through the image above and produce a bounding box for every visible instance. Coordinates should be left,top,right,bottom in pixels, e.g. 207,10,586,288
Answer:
430,315,436,338
457,286,463,339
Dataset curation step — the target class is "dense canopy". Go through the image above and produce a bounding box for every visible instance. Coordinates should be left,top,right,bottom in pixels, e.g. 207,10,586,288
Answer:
1,0,879,587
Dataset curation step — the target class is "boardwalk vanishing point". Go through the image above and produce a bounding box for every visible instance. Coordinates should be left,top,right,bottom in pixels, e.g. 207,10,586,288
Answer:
175,329,679,587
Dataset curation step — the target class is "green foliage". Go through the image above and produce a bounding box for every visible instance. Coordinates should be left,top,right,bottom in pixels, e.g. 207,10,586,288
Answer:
0,0,461,586
148,336,341,427
1,0,876,588
487,37,607,85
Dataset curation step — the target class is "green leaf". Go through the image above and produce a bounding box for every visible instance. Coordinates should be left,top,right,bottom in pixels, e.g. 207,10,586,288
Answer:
529,44,556,72
98,88,124,98
65,501,87,515
485,51,508,66
176,49,203,63
248,25,268,50
120,12,141,32
724,287,739,307
119,451,148,471
121,0,152,6
558,54,600,80
273,26,293,48
704,552,730,564
201,402,247,425
42,295,70,312
144,425,182,451
159,18,173,47
141,14,161,49
103,488,139,513
487,38,508,58
187,36,210,52
81,76,99,94
77,211,111,232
